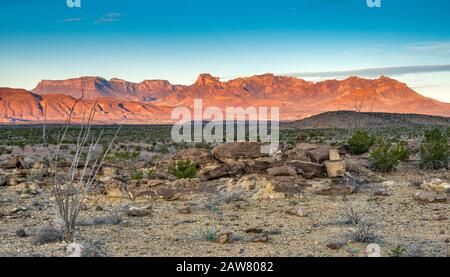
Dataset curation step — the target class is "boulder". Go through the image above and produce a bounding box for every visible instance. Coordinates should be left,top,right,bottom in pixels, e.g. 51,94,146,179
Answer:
267,166,297,177
0,156,27,169
283,148,311,162
286,160,325,178
201,163,244,180
211,142,268,162
307,145,331,164
0,175,8,186
415,191,447,203
329,149,341,161
173,148,215,166
245,157,275,173
324,160,346,178
421,178,450,194
269,176,307,196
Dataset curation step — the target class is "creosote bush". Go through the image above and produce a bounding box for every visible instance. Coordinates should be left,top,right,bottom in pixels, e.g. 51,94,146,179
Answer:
348,130,375,155
170,159,198,179
370,140,409,172
419,128,449,169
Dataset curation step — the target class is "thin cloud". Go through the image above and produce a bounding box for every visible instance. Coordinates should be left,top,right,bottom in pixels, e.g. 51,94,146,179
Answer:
285,65,450,79
58,17,83,23
94,12,124,24
406,41,450,53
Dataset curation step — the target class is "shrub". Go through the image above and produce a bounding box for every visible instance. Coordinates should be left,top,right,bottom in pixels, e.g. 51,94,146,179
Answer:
348,130,375,155
202,227,218,242
131,170,144,180
419,128,449,169
34,226,63,244
0,146,12,155
370,141,407,172
392,140,410,161
170,159,197,179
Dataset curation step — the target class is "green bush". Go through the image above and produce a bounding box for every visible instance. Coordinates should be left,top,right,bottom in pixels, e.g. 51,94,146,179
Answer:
348,130,375,155
391,140,410,161
370,141,401,172
419,128,449,169
131,170,144,180
170,159,197,179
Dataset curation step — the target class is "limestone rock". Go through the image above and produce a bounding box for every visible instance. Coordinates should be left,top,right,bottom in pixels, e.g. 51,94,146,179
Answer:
324,160,346,178
173,148,215,166
211,142,268,162
267,166,297,177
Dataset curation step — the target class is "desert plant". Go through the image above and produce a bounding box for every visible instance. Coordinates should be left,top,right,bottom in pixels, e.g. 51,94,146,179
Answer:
49,93,120,243
389,245,407,257
131,170,144,180
202,227,218,242
370,141,403,172
341,202,376,243
170,159,197,179
348,130,375,155
419,128,449,169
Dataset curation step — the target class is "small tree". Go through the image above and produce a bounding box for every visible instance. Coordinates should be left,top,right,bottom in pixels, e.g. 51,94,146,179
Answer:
170,159,197,179
348,130,375,155
419,128,449,170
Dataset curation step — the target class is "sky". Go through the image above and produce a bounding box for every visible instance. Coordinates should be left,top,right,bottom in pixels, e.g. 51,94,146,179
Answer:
0,0,450,102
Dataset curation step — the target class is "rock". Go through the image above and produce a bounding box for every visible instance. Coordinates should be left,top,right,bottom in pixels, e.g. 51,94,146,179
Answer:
102,167,116,178
267,166,297,177
287,160,325,178
315,183,354,196
269,176,307,196
245,157,275,173
245,228,263,233
374,188,389,196
283,148,311,162
154,187,176,200
216,232,232,244
0,175,8,186
415,191,448,203
16,228,27,238
324,160,346,178
178,206,191,214
173,148,215,166
126,206,151,217
307,145,331,164
329,149,341,161
326,240,345,250
201,163,244,181
211,142,268,162
434,214,448,221
251,232,269,243
286,207,308,217
251,186,285,200
0,156,27,169
421,178,450,194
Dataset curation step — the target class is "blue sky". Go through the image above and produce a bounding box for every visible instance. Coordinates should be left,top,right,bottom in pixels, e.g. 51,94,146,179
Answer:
1,0,450,102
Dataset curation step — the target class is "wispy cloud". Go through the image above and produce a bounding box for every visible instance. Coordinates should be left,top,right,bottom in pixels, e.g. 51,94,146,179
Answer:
406,41,450,54
58,17,83,23
94,12,124,24
285,64,450,79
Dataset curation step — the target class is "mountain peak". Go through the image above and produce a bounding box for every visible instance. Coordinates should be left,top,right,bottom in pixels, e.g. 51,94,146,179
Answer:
194,74,222,87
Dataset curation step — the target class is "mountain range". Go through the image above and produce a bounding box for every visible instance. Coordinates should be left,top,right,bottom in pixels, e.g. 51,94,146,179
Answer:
1,73,450,124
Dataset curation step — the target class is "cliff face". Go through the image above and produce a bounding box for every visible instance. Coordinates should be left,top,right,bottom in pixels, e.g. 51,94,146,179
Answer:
0,73,449,124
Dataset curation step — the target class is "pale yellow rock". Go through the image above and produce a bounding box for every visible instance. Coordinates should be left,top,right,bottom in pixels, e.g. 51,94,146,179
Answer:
329,149,341,161
324,160,346,177
422,178,450,194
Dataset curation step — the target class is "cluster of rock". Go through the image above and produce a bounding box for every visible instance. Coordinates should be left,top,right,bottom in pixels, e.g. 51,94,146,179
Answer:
1,141,448,205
